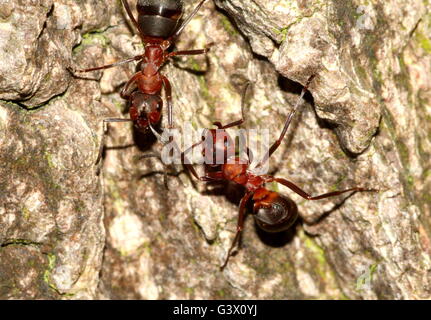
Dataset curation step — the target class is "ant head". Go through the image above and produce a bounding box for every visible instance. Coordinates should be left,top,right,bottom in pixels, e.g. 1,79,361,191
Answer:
130,92,163,130
137,0,183,39
252,189,298,233
202,129,236,164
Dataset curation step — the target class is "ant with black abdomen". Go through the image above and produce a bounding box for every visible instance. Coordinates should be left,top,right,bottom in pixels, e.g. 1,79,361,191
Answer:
69,0,212,164
167,75,378,269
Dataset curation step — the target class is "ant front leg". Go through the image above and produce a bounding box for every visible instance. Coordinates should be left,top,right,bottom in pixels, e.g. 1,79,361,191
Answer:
177,136,216,182
120,72,141,100
180,139,205,181
212,82,253,162
254,75,315,169
221,192,253,270
182,156,223,182
172,133,223,182
215,82,250,130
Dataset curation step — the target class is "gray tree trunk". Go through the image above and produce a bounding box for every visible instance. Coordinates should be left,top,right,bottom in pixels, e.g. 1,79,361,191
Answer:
0,0,430,299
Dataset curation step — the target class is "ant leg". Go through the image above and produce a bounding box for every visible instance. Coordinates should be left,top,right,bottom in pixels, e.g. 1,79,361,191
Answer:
170,0,208,41
203,171,224,181
217,82,251,130
120,72,141,99
139,152,170,189
181,139,204,161
217,82,253,162
148,123,171,147
161,76,173,129
271,177,377,200
254,75,315,169
146,124,183,188
219,118,244,130
237,129,254,164
148,123,205,181
69,55,142,74
95,118,133,174
221,192,253,270
180,137,207,181
121,0,145,38
176,132,225,182
183,161,222,182
167,43,214,58
149,124,223,183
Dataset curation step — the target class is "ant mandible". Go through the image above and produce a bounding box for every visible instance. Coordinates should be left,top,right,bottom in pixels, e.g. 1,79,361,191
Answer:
175,76,377,269
71,0,212,157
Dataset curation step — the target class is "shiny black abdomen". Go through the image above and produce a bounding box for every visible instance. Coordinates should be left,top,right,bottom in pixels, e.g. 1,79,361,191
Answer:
137,0,183,38
253,195,298,233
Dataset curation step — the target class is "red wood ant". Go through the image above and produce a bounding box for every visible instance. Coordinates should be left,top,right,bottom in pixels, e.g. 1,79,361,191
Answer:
174,76,377,269
70,0,212,161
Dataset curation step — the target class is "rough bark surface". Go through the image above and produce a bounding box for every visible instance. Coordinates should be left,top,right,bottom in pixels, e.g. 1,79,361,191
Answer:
0,0,430,299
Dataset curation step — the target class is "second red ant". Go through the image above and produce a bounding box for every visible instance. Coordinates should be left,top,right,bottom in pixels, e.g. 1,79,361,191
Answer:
160,76,377,269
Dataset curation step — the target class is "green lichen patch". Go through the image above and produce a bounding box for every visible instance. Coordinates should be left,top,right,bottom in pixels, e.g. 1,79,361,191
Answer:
220,15,239,37
0,245,53,299
301,233,344,298
72,28,112,54
42,252,70,296
274,27,289,42
415,30,431,54
43,253,56,286
21,207,31,221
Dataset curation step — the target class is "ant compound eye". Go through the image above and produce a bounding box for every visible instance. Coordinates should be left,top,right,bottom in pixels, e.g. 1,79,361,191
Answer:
253,195,298,233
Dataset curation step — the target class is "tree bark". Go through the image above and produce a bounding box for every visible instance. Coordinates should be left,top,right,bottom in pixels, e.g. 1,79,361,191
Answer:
0,0,430,299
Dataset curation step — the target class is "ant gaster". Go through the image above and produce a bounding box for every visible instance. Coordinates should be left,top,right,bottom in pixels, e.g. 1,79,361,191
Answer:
176,76,377,269
71,0,212,160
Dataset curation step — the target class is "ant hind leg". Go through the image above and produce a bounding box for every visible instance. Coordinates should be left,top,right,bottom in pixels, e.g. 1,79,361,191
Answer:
220,192,253,270
272,177,378,201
